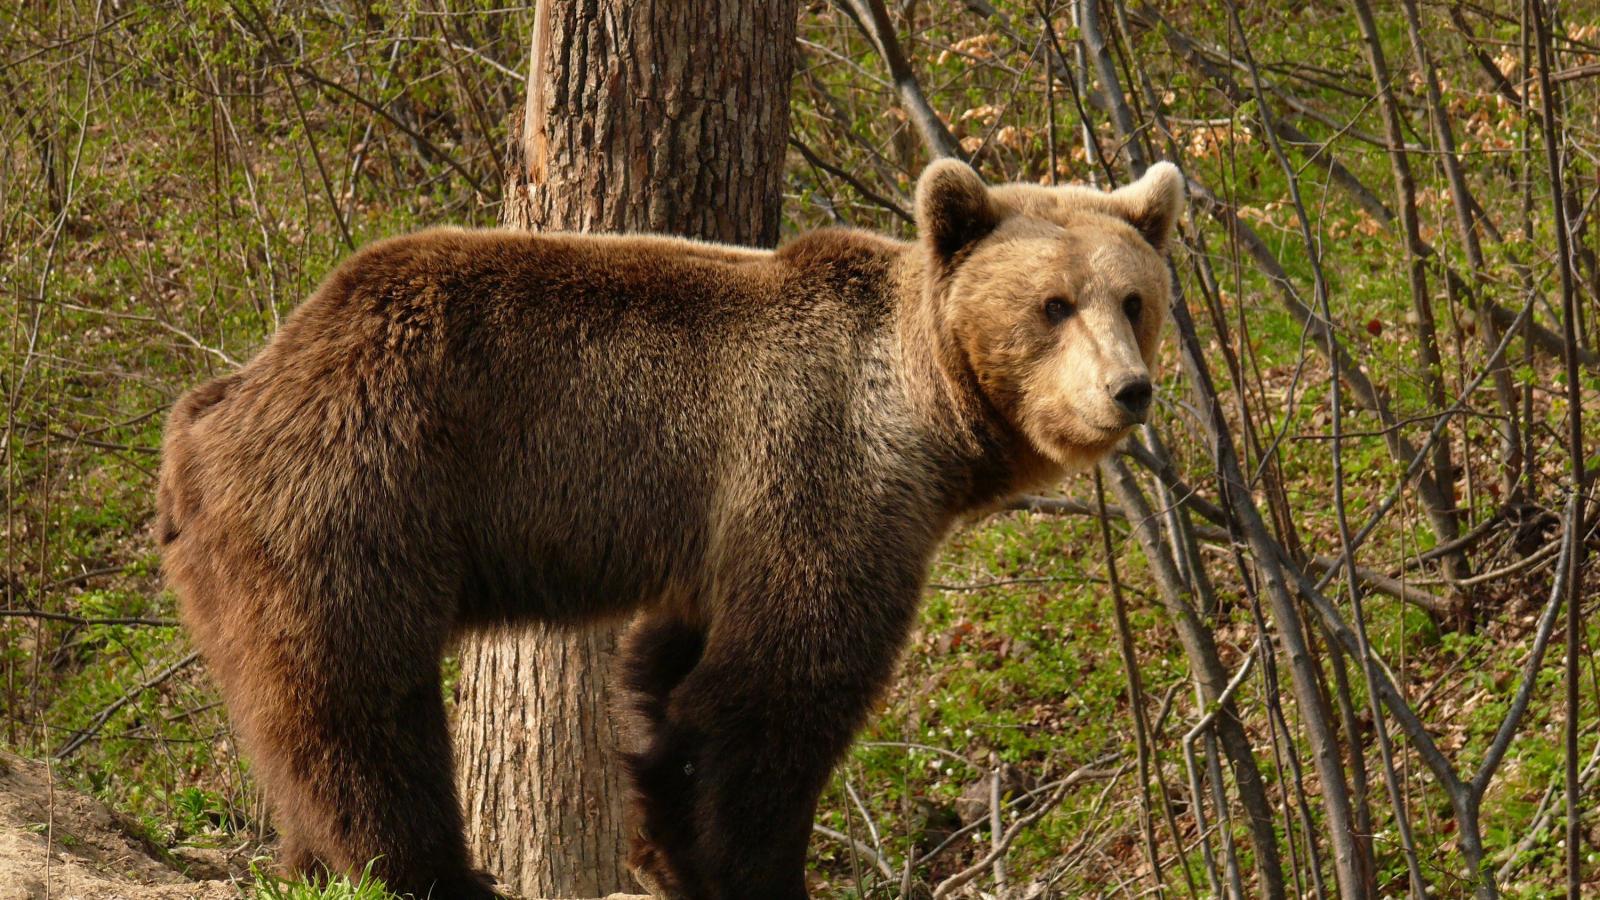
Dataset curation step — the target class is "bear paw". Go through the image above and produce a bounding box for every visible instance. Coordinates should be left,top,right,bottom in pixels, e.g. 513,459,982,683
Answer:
628,842,694,900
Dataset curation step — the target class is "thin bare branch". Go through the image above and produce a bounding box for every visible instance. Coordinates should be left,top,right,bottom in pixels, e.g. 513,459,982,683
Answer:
836,0,960,160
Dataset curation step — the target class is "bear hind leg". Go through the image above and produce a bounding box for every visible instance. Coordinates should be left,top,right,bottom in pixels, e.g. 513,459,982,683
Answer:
235,630,496,899
313,679,494,898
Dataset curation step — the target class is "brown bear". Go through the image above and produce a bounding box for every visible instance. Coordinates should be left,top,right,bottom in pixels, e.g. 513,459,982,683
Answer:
155,159,1184,900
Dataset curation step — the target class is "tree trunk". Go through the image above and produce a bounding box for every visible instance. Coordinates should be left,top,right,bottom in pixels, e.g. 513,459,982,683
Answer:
452,2,799,897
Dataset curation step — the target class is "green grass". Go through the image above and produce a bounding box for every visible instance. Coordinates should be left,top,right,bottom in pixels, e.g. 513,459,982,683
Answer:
251,861,397,900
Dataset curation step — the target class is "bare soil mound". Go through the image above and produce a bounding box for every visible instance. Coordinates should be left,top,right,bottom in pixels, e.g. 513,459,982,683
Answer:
0,752,237,900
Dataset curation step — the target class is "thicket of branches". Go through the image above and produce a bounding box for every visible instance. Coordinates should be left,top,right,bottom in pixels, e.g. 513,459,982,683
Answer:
3,1,1599,898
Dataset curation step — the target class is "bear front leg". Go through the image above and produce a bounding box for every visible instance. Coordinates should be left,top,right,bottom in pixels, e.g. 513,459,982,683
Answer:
618,614,709,899
654,584,918,900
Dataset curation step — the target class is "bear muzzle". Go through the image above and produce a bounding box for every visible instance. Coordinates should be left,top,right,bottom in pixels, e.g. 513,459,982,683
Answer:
1109,373,1154,425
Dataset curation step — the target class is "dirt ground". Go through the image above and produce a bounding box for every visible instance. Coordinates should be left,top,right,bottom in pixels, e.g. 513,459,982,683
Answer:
0,751,238,900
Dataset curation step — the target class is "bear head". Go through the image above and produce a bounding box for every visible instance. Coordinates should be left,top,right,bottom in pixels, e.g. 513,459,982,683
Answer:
915,159,1185,470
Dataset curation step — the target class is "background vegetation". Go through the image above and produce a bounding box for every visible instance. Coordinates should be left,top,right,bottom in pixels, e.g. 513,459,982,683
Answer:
3,1,1598,897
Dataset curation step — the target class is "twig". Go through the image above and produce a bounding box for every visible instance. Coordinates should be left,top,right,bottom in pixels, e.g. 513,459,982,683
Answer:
1529,5,1590,893
1014,491,1231,546
0,608,177,628
15,422,158,455
812,824,896,881
788,138,914,224
931,759,1129,899
1495,729,1600,884
53,651,201,760
842,778,882,856
1094,467,1180,897
42,564,126,592
988,765,1006,894
294,66,490,199
1305,557,1453,620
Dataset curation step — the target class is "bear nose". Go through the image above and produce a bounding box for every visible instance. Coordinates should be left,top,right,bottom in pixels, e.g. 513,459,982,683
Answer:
1111,376,1153,423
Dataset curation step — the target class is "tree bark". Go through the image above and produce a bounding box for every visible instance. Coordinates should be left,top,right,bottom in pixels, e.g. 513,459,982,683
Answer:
451,3,799,897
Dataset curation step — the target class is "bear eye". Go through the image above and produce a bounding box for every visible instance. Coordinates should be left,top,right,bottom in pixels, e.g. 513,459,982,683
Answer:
1043,297,1075,325
1123,293,1143,324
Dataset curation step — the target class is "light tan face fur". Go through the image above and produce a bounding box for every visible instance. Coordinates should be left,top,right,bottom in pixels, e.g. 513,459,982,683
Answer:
917,161,1186,469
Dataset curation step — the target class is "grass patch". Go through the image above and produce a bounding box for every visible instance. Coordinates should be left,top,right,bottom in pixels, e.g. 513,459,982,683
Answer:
251,861,398,900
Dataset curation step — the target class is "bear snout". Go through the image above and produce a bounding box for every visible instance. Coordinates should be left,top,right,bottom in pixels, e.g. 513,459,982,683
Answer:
1109,374,1153,424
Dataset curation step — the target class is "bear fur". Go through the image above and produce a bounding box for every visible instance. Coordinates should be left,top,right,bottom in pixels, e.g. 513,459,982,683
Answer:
155,159,1184,900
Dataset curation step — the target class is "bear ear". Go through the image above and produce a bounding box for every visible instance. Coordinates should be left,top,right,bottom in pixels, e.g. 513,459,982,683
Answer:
1105,161,1186,253
916,159,1002,263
